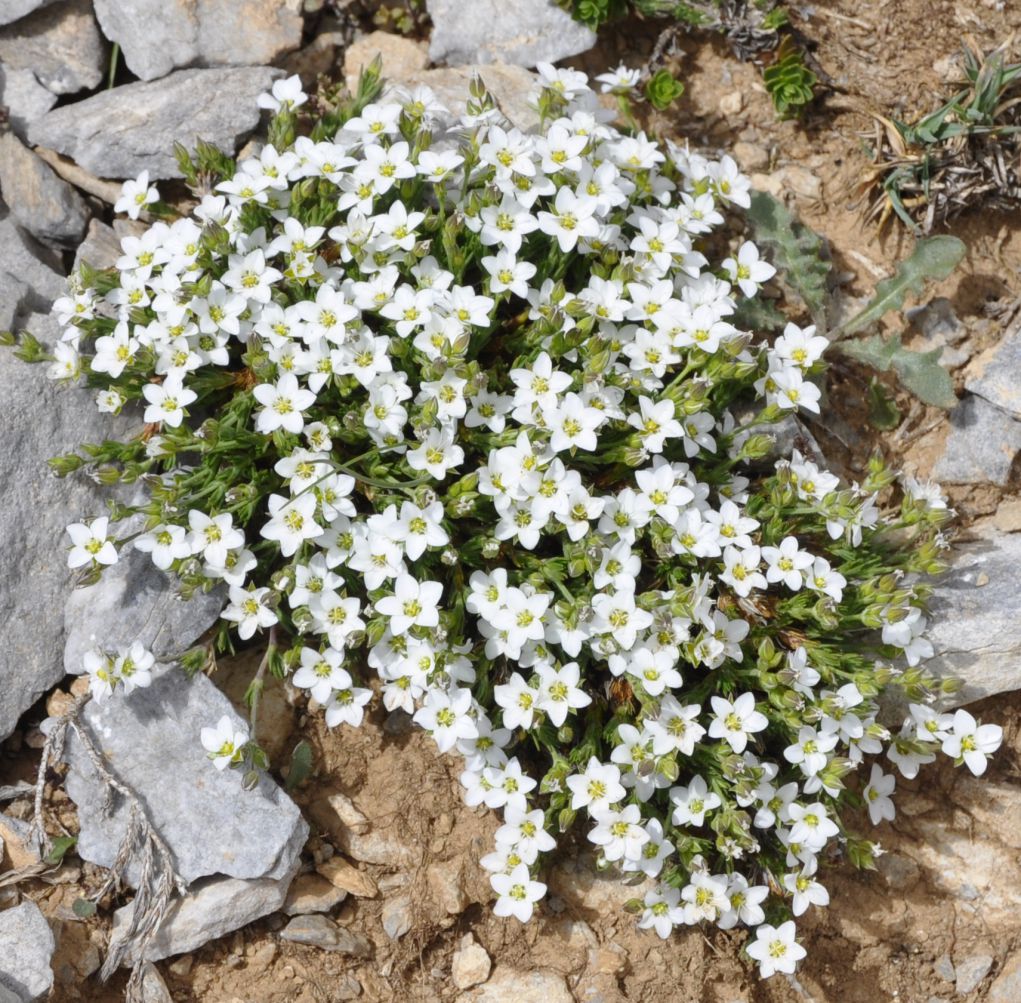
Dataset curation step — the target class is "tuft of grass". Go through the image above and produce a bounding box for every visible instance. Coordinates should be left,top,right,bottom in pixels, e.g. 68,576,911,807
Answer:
859,40,1021,232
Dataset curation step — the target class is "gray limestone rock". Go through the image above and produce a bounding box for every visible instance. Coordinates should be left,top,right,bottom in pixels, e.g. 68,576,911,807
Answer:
955,955,993,996
279,914,372,956
0,902,55,1001
0,204,66,308
925,525,1021,707
93,0,304,82
932,394,1021,486
0,132,89,244
61,663,307,887
426,0,595,69
0,0,106,96
966,320,1021,420
0,67,58,137
0,297,128,741
63,542,225,674
0,0,58,26
381,893,414,940
110,862,300,962
28,66,279,180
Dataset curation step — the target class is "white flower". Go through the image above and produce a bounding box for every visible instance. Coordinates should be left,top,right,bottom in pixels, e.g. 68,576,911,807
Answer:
627,396,683,453
293,646,351,705
221,585,278,640
200,714,249,770
718,874,768,929
720,544,766,597
786,801,839,852
536,187,599,252
588,803,648,862
722,240,775,298
494,672,539,731
637,885,684,938
566,757,626,813
83,648,117,702
590,589,653,651
375,575,442,635
253,373,317,435
862,763,896,824
534,661,591,726
66,516,118,568
761,536,813,591
647,696,705,757
773,323,828,370
902,474,948,510
669,774,721,826
114,641,155,695
782,861,829,916
258,74,307,112
310,591,366,648
324,685,373,728
596,65,642,94
260,492,322,558
187,510,245,567
939,709,1002,776
708,693,768,754
142,375,197,428
783,726,838,777
806,556,846,602
91,325,138,378
413,686,478,753
770,366,821,414
496,804,556,861
746,921,806,977
406,427,464,480
134,523,191,570
114,170,158,220
491,863,546,923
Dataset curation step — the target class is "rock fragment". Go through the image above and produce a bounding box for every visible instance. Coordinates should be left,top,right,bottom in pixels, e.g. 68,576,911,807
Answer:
0,287,127,741
988,953,1021,1003
0,132,89,244
455,966,572,1003
316,856,378,898
965,319,1021,419
955,955,993,996
426,0,595,68
924,525,1021,706
111,865,300,962
28,66,278,179
0,68,58,136
282,872,348,916
0,0,58,26
93,0,303,82
0,0,106,96
0,902,55,1001
381,893,414,940
279,915,372,956
452,934,492,990
60,663,306,887
343,30,429,87
932,394,1021,486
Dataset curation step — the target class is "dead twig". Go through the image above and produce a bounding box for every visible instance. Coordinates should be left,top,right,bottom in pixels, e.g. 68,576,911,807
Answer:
32,694,185,1003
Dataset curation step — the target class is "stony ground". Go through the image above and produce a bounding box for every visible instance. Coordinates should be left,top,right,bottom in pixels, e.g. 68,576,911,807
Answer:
2,2,1021,1002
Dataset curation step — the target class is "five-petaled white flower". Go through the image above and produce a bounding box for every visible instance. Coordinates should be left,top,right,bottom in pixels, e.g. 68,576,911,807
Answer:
114,170,159,220
200,714,249,770
746,921,807,977
66,516,118,568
